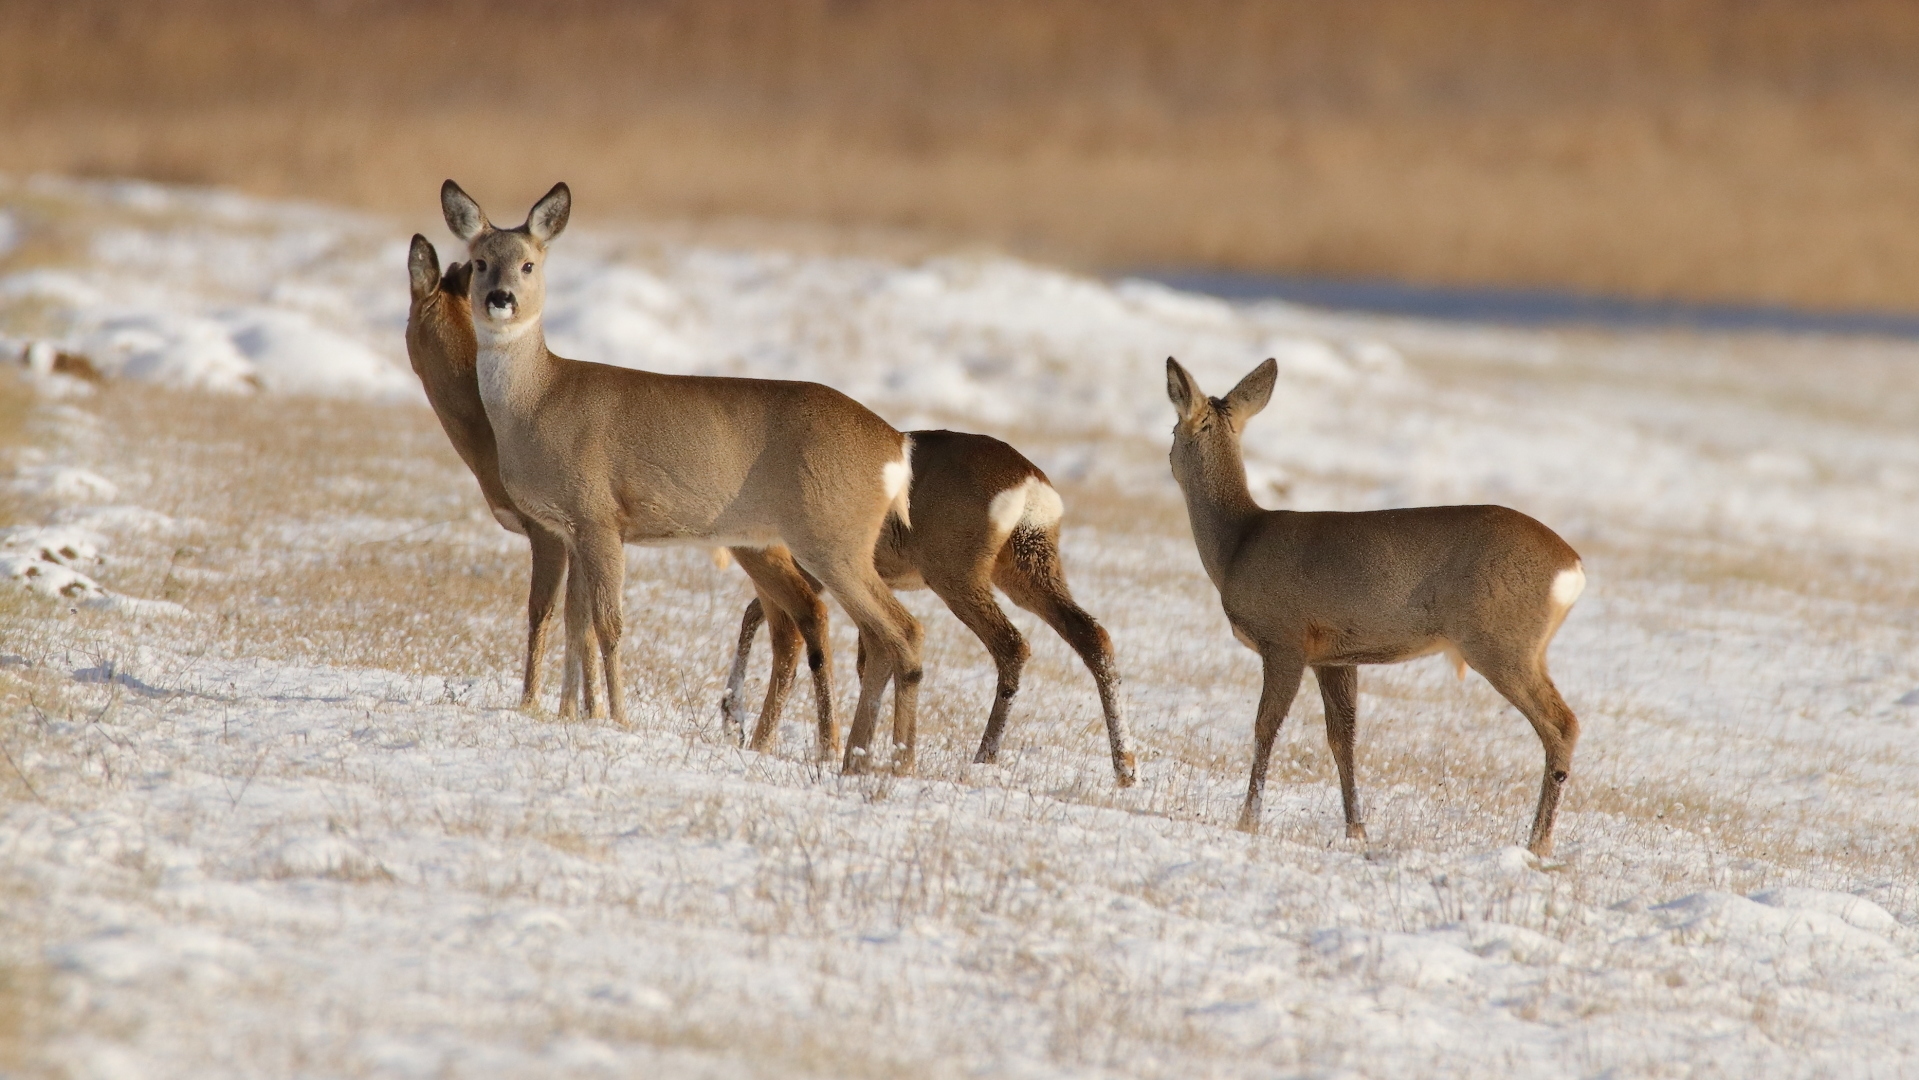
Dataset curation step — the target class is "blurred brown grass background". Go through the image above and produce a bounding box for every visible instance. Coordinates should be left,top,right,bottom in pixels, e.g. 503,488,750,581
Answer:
7,0,1919,310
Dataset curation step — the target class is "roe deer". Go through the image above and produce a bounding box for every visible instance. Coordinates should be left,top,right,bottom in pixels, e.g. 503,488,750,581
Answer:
1165,358,1585,856
441,180,923,771
721,429,1137,785
407,235,568,711
406,235,840,744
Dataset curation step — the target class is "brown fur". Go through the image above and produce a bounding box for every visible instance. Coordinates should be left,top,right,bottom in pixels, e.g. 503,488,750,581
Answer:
406,235,567,711
406,233,844,751
1167,357,1585,856
442,181,922,772
724,430,1138,785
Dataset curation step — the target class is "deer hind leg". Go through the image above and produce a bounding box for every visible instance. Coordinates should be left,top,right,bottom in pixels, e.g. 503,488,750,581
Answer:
925,573,1028,768
733,547,837,760
810,559,922,776
752,602,805,753
994,530,1136,786
569,527,627,727
520,524,568,711
1239,650,1306,833
720,598,765,744
1314,664,1365,840
1466,643,1580,857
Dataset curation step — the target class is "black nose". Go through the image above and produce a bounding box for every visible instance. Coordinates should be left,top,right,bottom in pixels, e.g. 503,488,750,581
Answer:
486,290,515,309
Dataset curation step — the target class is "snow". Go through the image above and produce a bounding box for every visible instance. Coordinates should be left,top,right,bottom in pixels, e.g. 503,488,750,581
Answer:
3,176,1919,1076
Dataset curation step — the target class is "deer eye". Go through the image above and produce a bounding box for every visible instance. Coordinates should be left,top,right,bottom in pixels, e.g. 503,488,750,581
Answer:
475,259,487,272
522,261,534,274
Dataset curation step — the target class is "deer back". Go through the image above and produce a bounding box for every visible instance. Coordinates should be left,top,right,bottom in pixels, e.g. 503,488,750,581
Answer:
1223,504,1580,662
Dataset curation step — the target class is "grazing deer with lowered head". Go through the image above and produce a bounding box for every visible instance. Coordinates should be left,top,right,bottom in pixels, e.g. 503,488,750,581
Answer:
721,429,1138,785
406,235,840,744
1166,358,1586,856
442,180,924,771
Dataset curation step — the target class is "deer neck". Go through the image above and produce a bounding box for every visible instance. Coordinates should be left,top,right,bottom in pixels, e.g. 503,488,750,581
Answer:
1175,440,1263,589
474,316,557,420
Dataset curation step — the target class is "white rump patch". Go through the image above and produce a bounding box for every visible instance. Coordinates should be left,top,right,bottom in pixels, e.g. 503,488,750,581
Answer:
987,478,1064,538
882,440,913,529
882,457,911,502
987,484,1026,537
1551,564,1586,608
1022,481,1064,529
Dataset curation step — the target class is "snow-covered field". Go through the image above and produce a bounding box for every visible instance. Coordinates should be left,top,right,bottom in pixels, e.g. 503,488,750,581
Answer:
3,175,1919,1077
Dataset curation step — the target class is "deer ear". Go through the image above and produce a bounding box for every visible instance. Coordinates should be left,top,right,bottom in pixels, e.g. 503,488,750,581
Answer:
441,180,488,242
1223,358,1278,430
444,259,473,297
527,182,570,242
1166,357,1206,422
407,235,440,301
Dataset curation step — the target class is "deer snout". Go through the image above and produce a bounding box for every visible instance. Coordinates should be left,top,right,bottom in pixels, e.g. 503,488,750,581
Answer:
485,290,518,319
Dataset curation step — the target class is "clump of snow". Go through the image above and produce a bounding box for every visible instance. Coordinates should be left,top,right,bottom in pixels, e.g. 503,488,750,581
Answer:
10,465,118,502
0,524,110,602
0,524,184,616
218,307,414,397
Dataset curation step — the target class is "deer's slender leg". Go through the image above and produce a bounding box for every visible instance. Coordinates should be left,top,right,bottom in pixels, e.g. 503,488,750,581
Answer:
994,534,1137,785
1469,645,1579,857
1314,664,1365,839
519,524,569,711
720,598,766,743
732,548,837,760
557,558,602,721
1239,650,1305,833
924,575,1027,767
568,527,627,727
754,602,804,751
807,555,921,776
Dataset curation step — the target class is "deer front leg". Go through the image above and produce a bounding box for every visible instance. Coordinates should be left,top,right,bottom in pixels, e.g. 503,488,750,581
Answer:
570,527,627,727
557,561,601,721
519,524,568,711
1238,650,1305,833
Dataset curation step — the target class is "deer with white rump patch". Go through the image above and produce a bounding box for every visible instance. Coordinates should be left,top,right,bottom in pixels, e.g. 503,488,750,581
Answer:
721,429,1138,785
406,235,840,742
1165,357,1586,856
442,180,923,770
